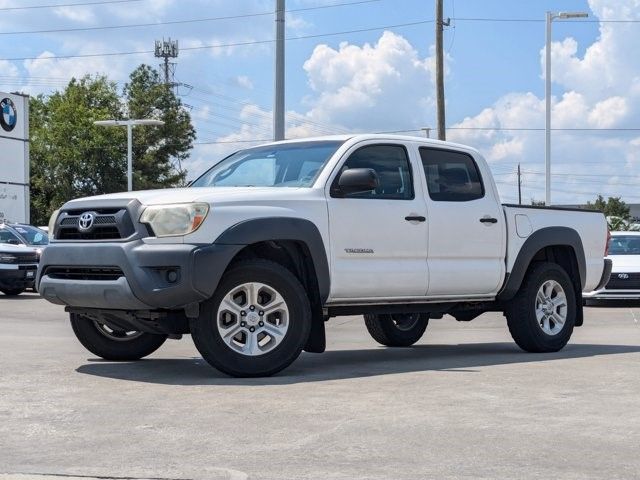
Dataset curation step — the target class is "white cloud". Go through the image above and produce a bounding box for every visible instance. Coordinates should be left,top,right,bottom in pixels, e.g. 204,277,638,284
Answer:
285,12,312,32
53,6,96,23
0,59,19,78
300,31,436,132
22,49,128,94
588,96,628,128
235,75,254,90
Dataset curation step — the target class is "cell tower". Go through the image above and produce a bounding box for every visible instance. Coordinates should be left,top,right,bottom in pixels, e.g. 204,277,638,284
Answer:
154,38,179,87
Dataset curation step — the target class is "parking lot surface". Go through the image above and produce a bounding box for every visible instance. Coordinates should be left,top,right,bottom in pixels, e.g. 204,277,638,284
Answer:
1,294,639,480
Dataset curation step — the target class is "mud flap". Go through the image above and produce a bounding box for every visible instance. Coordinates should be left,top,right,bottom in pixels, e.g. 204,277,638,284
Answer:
304,309,326,353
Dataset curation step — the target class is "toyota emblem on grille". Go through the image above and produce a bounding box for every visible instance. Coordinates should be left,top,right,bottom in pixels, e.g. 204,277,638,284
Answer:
618,273,630,279
78,212,95,231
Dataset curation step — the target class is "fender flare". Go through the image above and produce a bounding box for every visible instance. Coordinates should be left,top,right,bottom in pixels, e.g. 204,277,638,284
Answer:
214,217,331,302
497,226,586,301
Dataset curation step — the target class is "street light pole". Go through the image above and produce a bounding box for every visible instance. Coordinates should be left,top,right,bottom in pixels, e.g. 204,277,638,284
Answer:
127,123,133,192
545,11,588,206
94,119,165,192
545,12,552,206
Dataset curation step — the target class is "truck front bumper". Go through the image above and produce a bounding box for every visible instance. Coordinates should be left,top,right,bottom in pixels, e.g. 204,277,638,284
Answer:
0,265,38,290
37,241,242,310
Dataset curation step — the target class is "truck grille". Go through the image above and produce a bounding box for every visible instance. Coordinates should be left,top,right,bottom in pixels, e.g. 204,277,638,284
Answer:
0,251,39,264
604,272,640,290
56,208,135,241
44,266,124,281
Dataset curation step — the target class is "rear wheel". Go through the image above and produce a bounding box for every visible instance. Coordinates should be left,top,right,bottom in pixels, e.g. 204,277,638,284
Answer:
1,288,25,296
190,260,312,377
70,313,167,361
364,313,429,347
506,262,576,353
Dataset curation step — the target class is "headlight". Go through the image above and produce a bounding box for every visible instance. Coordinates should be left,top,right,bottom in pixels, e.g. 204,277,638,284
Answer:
140,203,209,237
0,254,17,264
48,209,60,239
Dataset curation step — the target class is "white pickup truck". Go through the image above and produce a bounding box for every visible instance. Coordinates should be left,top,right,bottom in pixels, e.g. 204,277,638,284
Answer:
38,134,612,377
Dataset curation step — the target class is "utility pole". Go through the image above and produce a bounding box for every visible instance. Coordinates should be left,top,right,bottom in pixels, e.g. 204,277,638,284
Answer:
421,127,431,138
517,163,522,205
435,0,448,141
274,0,285,141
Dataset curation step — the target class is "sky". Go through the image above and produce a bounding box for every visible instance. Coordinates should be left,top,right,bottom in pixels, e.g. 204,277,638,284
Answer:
0,0,639,204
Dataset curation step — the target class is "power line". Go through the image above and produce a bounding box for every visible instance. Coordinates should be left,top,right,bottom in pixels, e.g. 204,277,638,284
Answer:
0,0,143,11
494,181,640,200
0,0,381,36
0,19,434,62
452,17,640,24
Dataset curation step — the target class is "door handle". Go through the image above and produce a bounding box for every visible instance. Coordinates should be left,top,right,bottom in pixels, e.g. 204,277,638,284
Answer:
479,217,498,224
405,216,426,222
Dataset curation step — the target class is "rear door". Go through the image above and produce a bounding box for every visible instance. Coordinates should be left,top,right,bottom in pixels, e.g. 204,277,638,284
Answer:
326,142,429,299
418,147,505,297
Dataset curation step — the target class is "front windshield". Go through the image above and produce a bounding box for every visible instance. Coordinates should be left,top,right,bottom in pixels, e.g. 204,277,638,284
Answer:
191,140,345,188
608,235,640,255
11,225,49,246
0,227,23,245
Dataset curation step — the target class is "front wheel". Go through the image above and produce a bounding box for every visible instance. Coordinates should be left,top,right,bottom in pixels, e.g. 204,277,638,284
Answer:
505,262,576,353
70,314,167,361
190,260,312,377
364,313,429,347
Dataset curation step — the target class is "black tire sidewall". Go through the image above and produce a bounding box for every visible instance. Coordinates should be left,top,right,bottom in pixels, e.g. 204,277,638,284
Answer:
70,314,167,361
1,288,25,296
364,313,429,347
191,261,312,377
509,262,576,352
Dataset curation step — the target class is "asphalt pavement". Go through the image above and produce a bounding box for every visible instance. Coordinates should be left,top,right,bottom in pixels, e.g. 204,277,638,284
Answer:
1,293,639,480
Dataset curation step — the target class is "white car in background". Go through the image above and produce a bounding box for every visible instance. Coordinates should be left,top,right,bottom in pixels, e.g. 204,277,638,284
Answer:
584,231,640,301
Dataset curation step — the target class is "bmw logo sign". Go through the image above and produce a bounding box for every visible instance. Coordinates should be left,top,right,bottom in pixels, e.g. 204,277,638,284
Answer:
0,98,17,132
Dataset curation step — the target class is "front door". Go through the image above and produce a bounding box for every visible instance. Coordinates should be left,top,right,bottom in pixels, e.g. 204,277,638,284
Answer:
326,143,429,299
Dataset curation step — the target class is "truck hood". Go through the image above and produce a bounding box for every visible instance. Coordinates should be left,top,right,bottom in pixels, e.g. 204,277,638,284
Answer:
71,186,312,206
0,243,39,253
608,254,640,271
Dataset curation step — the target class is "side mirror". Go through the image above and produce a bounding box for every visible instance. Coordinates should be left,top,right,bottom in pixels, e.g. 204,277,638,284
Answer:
335,168,379,196
7,239,20,245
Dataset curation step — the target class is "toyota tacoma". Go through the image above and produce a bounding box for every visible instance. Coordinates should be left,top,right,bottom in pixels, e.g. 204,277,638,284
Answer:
38,134,612,377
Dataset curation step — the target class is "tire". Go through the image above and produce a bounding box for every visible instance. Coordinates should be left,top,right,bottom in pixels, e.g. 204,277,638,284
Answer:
1,288,25,296
364,313,429,347
505,262,576,353
190,259,312,377
70,313,167,361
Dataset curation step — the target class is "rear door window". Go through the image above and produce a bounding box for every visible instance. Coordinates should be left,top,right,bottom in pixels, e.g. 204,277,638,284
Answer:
419,147,484,202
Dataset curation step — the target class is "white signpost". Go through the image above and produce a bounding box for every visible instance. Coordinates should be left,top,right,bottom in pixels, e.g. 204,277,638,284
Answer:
0,91,29,224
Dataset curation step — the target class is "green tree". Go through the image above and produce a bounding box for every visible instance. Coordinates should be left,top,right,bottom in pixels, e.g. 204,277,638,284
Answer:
30,76,126,226
587,195,631,220
29,65,195,226
123,64,195,190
